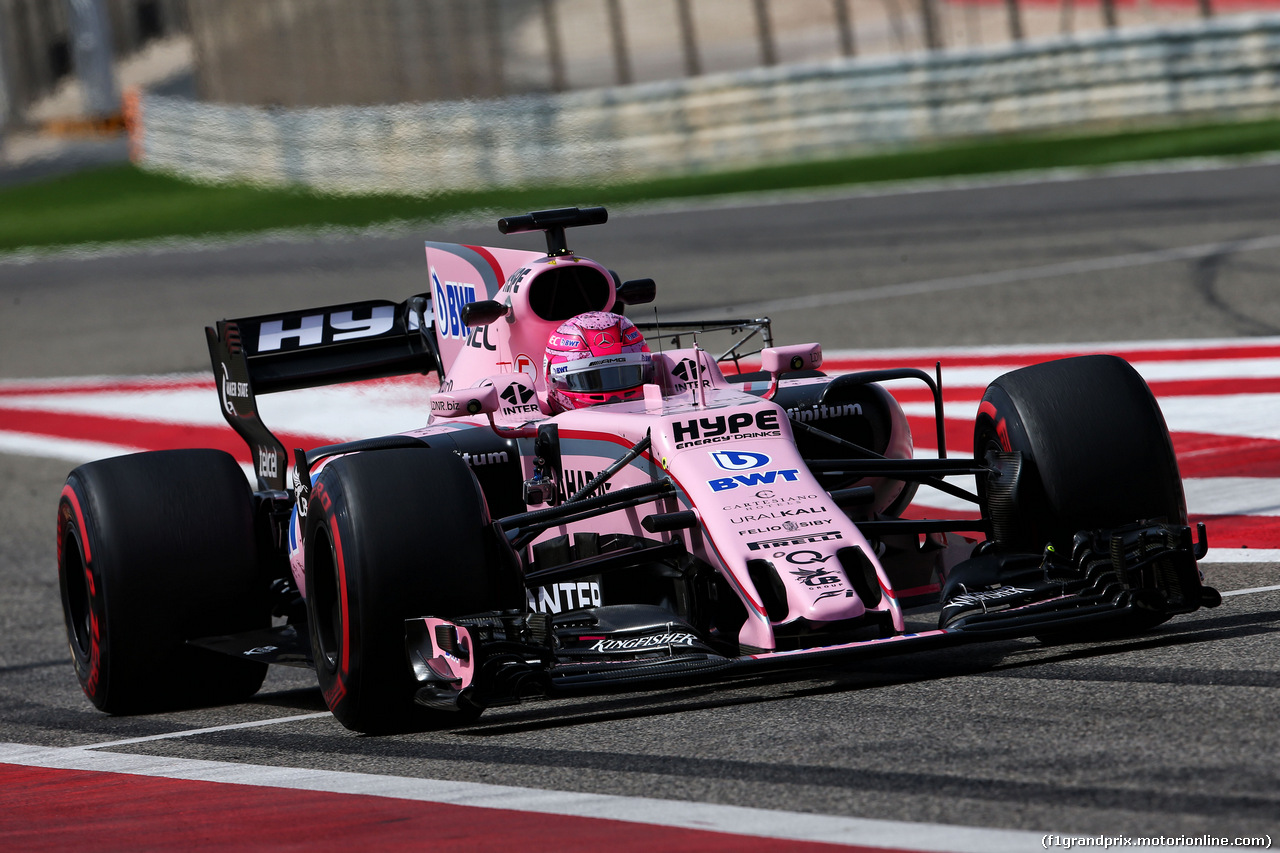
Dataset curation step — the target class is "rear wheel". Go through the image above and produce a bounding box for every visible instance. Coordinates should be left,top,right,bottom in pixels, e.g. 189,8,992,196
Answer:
974,354,1186,553
57,450,269,713
304,448,523,734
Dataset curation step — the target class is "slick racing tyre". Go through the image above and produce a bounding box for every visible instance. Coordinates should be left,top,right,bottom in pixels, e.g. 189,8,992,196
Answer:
57,450,269,714
305,448,523,734
974,354,1186,554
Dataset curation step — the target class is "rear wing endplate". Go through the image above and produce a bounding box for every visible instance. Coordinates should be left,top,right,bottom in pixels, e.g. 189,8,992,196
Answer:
206,294,439,490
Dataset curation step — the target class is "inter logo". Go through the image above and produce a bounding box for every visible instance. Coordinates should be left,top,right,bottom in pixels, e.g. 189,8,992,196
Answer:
501,384,536,406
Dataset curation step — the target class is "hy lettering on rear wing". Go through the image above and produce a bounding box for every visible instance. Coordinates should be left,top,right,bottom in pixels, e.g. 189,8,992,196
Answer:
206,295,440,491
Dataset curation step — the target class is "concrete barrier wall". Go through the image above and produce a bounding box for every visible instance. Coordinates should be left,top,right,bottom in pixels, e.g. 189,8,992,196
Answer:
133,15,1280,195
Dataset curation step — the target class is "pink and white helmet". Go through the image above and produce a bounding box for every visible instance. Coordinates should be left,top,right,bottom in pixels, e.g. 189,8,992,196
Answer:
543,312,652,411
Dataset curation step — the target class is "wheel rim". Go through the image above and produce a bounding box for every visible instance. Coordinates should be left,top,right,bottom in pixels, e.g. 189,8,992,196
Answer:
61,527,93,662
311,527,343,672
973,416,1000,506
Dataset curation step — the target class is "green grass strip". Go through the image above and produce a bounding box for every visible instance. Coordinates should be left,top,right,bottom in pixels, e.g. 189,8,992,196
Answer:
5,117,1280,252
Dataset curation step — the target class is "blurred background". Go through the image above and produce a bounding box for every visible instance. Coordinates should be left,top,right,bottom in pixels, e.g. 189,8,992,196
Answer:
0,0,1251,113
3,0,1276,190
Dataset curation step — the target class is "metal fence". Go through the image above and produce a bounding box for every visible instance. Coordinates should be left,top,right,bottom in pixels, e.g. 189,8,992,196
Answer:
184,0,1243,107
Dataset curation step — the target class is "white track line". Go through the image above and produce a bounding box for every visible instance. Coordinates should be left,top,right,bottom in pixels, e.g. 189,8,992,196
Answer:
819,334,1280,361
1205,550,1280,565
68,713,333,751
0,430,144,464
4,742,1223,853
1221,583,1280,597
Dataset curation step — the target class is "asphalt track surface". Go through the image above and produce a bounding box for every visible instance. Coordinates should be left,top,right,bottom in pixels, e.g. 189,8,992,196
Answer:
2,162,1279,848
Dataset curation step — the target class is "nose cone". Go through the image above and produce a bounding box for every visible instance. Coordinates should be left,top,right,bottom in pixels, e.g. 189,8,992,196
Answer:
786,560,868,623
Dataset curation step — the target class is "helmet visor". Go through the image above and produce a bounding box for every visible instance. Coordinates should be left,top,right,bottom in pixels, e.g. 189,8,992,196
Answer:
557,363,653,394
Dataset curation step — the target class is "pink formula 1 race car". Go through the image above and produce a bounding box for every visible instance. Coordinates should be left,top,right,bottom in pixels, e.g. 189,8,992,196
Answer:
57,208,1221,733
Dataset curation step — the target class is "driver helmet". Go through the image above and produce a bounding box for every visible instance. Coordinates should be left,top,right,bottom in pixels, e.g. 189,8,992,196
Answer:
544,312,652,411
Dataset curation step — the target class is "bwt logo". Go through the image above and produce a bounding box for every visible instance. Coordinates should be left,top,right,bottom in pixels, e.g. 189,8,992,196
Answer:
432,267,478,340
256,306,395,352
709,469,801,492
711,450,770,471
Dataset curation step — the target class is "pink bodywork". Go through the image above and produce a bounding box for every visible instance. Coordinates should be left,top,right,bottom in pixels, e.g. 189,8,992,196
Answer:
289,241,918,653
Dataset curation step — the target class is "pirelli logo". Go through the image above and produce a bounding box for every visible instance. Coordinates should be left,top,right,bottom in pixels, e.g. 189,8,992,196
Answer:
746,532,844,551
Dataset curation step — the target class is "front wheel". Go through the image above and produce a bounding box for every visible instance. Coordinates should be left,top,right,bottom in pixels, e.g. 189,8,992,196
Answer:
970,355,1188,637
304,448,523,734
974,354,1186,553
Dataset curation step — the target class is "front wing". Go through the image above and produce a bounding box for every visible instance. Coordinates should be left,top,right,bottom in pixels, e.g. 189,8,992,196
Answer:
191,520,1219,709
406,520,1220,711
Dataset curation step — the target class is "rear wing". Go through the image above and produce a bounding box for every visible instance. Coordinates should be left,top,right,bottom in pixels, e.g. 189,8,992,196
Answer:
206,294,440,491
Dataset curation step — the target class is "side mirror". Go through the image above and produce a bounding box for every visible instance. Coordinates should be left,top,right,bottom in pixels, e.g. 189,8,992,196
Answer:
524,422,563,506
429,386,499,419
616,278,656,306
460,300,510,327
760,343,822,378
